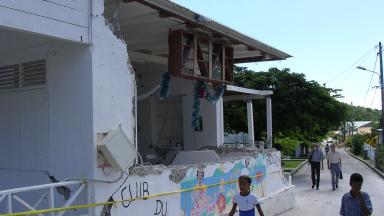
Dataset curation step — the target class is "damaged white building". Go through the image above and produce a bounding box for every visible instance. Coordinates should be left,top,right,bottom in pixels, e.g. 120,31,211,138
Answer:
0,0,294,215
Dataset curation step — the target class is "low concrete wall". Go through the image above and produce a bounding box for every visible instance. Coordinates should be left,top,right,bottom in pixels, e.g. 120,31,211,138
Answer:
95,149,294,216
260,186,295,216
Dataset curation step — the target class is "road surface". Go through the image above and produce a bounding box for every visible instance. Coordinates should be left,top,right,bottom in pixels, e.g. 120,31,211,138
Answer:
279,148,384,216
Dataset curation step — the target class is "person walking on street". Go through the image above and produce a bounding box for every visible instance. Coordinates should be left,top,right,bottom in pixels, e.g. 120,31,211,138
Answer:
327,144,342,190
340,173,373,216
308,143,324,190
325,144,330,156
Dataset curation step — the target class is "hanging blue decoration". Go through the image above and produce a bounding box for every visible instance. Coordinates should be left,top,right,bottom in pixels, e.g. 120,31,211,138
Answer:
159,72,171,100
192,81,204,129
205,84,225,103
191,81,226,130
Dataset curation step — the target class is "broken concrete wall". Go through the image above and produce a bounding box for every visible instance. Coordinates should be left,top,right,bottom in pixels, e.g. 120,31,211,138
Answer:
89,0,136,213
98,150,294,216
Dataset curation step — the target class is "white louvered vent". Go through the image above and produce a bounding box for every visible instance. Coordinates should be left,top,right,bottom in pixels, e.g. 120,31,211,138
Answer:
0,64,19,90
0,60,46,90
21,60,46,87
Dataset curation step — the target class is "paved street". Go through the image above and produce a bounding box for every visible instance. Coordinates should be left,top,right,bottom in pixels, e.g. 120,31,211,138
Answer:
279,148,384,216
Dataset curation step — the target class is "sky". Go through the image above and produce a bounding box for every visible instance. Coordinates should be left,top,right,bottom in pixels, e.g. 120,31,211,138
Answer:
171,0,384,110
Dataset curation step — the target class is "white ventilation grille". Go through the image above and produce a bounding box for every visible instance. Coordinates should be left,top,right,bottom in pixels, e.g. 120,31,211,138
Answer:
0,60,46,90
0,64,19,90
21,60,46,87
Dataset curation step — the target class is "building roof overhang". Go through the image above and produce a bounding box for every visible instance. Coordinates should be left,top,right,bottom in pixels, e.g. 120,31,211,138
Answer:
105,0,291,64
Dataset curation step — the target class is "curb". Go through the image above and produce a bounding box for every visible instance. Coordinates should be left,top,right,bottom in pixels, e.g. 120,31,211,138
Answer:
345,148,384,179
286,159,308,175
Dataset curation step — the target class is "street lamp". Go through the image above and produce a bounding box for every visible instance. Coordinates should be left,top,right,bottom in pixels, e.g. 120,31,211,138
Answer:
356,42,384,148
356,66,379,75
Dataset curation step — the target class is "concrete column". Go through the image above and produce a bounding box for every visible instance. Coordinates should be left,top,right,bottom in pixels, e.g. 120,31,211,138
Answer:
247,100,255,147
266,96,272,149
218,97,224,147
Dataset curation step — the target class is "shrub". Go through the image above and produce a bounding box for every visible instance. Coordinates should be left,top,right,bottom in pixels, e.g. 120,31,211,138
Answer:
351,134,369,156
345,136,352,147
276,137,300,156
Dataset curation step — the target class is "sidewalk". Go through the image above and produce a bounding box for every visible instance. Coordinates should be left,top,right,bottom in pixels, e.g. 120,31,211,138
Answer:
279,148,384,216
344,148,384,179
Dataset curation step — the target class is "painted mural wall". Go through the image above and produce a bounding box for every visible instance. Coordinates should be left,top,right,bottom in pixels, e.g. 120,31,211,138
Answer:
97,150,293,216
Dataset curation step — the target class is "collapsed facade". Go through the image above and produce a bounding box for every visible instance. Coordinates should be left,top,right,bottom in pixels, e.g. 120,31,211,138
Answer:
0,0,294,215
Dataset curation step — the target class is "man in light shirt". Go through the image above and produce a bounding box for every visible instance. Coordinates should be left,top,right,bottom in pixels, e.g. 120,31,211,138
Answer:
327,144,342,191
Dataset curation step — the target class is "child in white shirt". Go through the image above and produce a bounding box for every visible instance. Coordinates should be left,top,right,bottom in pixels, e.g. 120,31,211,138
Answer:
229,175,264,216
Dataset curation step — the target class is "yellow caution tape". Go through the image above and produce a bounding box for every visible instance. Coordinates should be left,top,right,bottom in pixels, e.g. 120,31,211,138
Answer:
1,175,262,216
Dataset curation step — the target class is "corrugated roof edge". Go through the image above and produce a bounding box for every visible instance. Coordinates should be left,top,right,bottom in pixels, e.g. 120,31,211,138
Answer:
123,0,292,60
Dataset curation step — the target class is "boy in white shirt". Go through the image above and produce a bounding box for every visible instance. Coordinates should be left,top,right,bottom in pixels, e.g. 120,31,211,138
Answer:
229,175,264,216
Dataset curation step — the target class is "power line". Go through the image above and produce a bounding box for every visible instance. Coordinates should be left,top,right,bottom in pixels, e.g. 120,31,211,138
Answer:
362,52,379,105
370,88,377,108
331,46,377,84
326,45,378,84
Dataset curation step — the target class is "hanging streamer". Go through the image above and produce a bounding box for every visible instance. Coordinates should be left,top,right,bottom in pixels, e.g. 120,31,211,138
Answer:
159,72,171,100
192,81,226,129
205,84,225,103
192,81,204,129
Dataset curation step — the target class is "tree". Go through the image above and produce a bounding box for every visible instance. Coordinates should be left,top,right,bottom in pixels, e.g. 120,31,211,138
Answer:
344,104,380,123
224,66,347,146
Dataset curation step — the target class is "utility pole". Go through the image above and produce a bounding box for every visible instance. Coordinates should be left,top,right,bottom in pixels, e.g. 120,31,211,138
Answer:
379,42,384,145
377,42,384,169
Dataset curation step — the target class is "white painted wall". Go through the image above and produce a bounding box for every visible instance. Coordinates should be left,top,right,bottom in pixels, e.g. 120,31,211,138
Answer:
0,40,94,184
96,150,294,216
0,30,94,215
151,96,183,146
0,0,90,43
182,94,223,150
48,44,94,180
